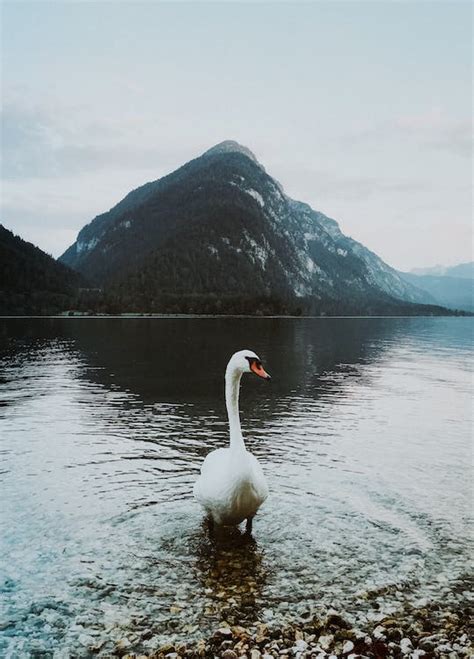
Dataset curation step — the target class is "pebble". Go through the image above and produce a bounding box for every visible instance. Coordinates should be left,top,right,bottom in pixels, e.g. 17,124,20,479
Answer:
77,633,94,648
329,615,351,630
438,643,454,652
400,637,413,654
373,625,386,639
294,639,308,652
342,640,354,654
318,634,334,650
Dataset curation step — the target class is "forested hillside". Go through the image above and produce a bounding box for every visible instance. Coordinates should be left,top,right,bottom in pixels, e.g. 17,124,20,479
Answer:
0,225,83,315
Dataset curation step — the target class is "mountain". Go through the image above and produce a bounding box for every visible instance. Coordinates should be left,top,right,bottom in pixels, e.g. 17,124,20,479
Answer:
446,262,474,279
60,140,449,316
401,262,474,312
410,262,474,279
0,225,82,315
410,265,448,277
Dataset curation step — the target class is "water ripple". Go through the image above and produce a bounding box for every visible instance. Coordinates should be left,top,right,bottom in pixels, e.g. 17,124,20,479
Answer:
0,317,472,654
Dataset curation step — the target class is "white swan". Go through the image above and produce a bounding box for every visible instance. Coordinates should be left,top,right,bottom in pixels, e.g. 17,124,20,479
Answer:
193,350,270,532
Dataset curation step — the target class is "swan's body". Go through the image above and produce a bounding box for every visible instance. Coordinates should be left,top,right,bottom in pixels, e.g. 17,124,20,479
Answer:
194,446,268,526
193,350,270,528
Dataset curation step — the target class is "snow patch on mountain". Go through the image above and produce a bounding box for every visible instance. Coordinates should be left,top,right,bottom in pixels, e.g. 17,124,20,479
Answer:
306,256,321,274
77,237,99,254
246,188,265,207
245,233,268,268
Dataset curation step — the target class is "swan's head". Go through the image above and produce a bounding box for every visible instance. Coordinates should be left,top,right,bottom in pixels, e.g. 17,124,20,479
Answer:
227,349,271,381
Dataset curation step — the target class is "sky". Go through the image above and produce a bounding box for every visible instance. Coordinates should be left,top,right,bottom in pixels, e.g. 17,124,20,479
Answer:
1,0,472,271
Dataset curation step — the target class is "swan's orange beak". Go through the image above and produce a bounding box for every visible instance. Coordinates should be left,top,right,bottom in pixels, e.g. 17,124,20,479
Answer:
250,361,271,380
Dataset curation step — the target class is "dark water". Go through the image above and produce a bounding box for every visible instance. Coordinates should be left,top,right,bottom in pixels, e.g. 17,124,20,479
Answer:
0,317,472,656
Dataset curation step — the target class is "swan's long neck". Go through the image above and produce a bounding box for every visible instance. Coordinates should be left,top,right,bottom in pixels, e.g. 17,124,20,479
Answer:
225,366,245,452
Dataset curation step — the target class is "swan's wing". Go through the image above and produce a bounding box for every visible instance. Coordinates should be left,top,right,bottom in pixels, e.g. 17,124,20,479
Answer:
248,453,269,501
193,448,230,503
198,447,229,477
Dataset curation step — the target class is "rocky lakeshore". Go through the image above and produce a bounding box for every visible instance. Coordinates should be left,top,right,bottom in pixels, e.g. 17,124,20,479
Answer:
58,584,472,659
5,557,472,657
86,606,472,659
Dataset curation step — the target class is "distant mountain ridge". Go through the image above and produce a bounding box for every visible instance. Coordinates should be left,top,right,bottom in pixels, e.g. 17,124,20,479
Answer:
410,262,474,279
401,261,474,312
60,140,449,315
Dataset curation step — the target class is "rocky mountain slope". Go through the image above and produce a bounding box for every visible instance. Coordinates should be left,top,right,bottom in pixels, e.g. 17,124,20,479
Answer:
60,141,445,315
0,225,82,315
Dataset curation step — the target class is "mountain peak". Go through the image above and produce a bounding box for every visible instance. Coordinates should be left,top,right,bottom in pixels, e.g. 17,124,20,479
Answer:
202,140,258,163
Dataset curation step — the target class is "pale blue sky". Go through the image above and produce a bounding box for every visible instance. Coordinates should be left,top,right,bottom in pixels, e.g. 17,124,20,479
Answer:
1,1,472,270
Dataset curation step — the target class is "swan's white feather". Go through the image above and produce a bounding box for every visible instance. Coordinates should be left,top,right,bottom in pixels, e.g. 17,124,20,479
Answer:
193,447,269,525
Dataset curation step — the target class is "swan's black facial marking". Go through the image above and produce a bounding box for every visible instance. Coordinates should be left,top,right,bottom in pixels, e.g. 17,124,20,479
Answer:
245,356,271,381
245,356,262,369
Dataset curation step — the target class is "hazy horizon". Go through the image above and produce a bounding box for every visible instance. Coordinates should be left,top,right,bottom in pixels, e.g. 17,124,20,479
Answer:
1,1,472,271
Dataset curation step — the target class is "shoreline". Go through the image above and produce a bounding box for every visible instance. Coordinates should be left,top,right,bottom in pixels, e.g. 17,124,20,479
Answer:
71,597,473,658
5,573,472,658
0,314,473,320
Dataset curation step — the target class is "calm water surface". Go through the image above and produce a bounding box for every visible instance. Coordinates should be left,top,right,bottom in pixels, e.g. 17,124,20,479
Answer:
0,317,472,655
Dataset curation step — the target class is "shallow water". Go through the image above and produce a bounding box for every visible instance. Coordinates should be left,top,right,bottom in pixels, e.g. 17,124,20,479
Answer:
0,317,472,655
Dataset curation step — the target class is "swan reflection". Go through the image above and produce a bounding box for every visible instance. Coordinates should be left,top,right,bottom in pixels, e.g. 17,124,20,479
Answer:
192,521,268,625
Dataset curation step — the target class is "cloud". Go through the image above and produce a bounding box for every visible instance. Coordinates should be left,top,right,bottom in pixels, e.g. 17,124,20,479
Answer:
0,96,203,180
1,168,165,256
271,161,431,205
394,110,472,158
344,109,472,158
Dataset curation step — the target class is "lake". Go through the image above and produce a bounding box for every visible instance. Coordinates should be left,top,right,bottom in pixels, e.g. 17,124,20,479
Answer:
0,317,472,656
